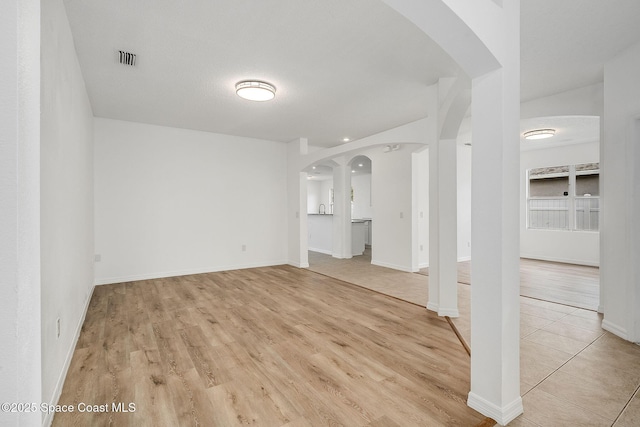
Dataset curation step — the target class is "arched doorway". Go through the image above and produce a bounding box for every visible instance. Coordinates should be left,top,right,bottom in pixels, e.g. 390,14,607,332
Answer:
349,155,373,259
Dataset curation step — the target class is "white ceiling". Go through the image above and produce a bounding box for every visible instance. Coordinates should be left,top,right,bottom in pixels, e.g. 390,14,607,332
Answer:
519,116,599,151
63,0,640,148
63,0,461,147
520,0,640,102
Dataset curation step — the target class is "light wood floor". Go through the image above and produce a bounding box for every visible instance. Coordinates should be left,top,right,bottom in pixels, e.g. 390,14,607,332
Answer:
308,251,640,426
418,258,599,311
54,266,488,426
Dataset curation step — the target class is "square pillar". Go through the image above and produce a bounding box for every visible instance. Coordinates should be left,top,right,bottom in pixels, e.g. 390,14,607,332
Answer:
427,138,459,317
287,138,309,268
467,67,523,425
332,160,352,259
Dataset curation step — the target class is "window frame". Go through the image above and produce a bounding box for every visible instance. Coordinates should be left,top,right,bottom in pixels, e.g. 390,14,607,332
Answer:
526,164,599,232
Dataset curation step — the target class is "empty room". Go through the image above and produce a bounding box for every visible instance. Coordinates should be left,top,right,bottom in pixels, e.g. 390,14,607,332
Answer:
3,1,640,426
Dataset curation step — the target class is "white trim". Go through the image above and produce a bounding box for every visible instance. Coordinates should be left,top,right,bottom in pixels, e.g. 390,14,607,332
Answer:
520,254,599,267
457,256,471,262
602,319,628,340
308,248,332,256
597,304,604,314
467,392,523,426
426,301,439,313
289,261,310,268
371,259,415,273
95,260,289,285
43,285,95,427
419,262,429,268
438,307,459,317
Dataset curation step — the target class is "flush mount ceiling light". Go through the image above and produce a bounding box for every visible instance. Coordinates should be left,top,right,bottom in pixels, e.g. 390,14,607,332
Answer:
235,80,276,101
524,128,556,140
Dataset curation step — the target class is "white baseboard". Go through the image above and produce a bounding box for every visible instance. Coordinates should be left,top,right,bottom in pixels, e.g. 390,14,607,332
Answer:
419,259,465,269
520,254,599,267
427,301,459,317
43,284,95,427
308,248,332,256
289,261,310,268
438,307,459,317
602,319,628,340
468,392,523,426
371,259,414,273
94,260,288,285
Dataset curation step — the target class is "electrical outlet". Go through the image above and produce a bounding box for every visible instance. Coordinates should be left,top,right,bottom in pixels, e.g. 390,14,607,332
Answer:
56,318,61,338
420,245,423,251
241,244,246,252
399,212,404,219
94,254,101,262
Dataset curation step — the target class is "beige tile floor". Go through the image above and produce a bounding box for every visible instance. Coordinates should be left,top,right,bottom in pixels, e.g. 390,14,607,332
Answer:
307,250,640,426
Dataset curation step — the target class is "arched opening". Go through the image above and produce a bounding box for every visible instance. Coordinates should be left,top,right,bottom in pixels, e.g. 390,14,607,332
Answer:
349,155,373,259
303,154,376,266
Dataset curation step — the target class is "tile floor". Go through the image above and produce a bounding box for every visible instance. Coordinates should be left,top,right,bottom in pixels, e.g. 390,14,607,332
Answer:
307,251,640,426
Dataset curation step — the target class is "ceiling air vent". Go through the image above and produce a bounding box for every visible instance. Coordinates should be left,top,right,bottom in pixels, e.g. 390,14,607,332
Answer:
118,50,137,66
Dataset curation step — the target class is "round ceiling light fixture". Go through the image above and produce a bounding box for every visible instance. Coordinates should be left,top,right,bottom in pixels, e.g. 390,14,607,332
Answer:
235,80,276,101
524,128,556,140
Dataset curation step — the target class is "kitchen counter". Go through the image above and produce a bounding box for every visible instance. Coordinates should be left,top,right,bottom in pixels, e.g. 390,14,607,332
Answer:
308,215,370,256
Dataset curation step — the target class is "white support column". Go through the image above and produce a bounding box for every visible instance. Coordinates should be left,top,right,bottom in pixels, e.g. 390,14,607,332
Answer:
332,159,352,259
380,1,522,423
602,41,640,343
286,138,309,268
427,138,459,317
467,11,523,422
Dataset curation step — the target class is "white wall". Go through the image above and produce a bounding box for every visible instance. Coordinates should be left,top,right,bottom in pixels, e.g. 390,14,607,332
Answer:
40,0,95,423
94,118,288,284
351,174,373,219
320,180,333,213
602,40,640,342
0,1,42,425
520,141,600,266
307,180,320,213
365,146,416,272
306,179,333,214
521,83,604,119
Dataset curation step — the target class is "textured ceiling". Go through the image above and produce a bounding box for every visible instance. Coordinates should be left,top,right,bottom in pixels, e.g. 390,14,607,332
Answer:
63,0,640,147
520,0,640,102
63,0,461,147
519,116,600,151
